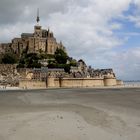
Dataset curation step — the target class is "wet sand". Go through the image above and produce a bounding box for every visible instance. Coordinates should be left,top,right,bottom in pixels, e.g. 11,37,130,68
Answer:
0,88,140,140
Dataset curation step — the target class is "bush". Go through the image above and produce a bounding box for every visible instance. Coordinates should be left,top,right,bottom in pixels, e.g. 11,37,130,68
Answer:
1,53,18,64
54,48,68,64
17,53,42,68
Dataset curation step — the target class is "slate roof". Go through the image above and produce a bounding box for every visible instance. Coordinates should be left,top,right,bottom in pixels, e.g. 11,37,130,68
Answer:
21,33,33,37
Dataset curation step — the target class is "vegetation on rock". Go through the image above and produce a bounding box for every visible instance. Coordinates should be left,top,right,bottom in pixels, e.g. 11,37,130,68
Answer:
17,53,42,68
1,53,18,64
1,48,77,73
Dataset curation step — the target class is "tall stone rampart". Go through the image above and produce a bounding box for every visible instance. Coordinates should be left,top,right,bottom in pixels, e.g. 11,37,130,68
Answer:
104,77,117,86
46,77,119,88
19,80,46,89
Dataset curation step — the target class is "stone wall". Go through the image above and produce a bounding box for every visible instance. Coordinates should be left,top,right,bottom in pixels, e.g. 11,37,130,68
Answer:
18,77,123,89
104,77,117,86
46,77,118,88
60,78,104,87
116,80,124,86
19,80,46,89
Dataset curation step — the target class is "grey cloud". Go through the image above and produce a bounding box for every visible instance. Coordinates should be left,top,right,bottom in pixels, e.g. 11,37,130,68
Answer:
93,48,140,81
0,0,28,24
0,0,69,25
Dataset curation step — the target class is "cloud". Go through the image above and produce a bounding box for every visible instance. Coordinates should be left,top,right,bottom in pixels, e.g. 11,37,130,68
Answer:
0,0,69,25
125,0,140,27
114,48,140,81
83,47,140,80
47,0,129,55
128,15,140,27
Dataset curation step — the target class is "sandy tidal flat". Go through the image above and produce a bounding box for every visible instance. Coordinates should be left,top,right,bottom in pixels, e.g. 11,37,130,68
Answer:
0,88,140,140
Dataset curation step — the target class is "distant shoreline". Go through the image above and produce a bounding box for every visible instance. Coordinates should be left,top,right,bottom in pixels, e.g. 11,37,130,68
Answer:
124,80,140,82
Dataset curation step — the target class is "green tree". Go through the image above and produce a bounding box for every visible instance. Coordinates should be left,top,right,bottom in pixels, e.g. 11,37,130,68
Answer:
17,53,42,68
2,53,18,64
63,64,71,73
54,48,68,64
69,59,77,66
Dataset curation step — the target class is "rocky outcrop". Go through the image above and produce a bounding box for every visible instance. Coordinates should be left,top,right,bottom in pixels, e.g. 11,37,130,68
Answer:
0,64,20,86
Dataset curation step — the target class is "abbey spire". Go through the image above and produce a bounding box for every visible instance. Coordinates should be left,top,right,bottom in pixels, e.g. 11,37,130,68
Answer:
36,8,40,24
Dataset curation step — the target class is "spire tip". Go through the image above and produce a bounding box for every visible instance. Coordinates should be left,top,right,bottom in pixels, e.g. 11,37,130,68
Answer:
36,8,40,23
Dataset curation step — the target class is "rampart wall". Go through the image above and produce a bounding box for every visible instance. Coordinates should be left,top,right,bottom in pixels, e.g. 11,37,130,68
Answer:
59,78,105,87
104,77,117,86
18,77,123,89
116,80,124,85
0,64,120,89
19,80,46,89
47,77,117,88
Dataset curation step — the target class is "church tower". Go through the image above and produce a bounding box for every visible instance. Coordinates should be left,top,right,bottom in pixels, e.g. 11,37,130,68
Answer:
36,8,40,24
34,8,42,38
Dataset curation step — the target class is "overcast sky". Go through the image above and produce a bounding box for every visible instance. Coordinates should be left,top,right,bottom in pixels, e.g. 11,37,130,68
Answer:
0,0,140,81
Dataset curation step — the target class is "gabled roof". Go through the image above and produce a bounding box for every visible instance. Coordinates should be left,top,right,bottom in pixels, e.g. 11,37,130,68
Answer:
21,33,33,37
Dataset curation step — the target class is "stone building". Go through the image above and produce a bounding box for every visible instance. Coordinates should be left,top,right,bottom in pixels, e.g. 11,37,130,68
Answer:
0,43,13,54
0,11,65,56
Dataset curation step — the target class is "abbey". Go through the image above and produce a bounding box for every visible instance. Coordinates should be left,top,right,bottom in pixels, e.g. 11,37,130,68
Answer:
0,12,65,55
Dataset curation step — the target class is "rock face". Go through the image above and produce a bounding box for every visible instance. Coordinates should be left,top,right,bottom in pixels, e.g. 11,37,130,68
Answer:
0,64,20,86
